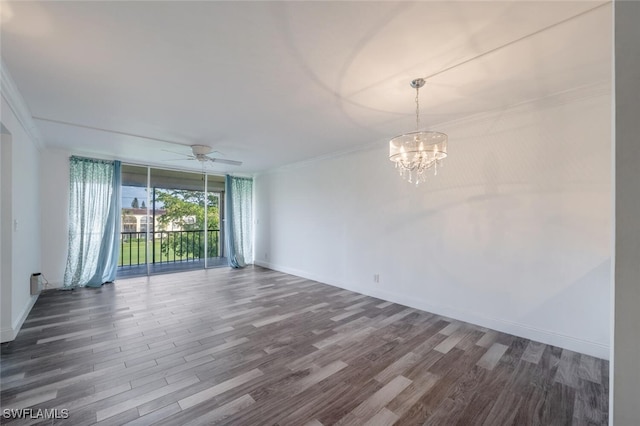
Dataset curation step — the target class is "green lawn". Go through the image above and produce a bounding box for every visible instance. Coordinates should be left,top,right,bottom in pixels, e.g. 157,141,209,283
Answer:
119,240,188,266
119,238,220,266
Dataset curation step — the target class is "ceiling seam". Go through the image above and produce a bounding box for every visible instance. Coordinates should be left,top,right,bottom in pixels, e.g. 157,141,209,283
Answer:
31,116,191,147
420,1,612,82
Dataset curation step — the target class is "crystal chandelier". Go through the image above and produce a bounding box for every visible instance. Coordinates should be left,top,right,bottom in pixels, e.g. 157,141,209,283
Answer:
389,78,448,185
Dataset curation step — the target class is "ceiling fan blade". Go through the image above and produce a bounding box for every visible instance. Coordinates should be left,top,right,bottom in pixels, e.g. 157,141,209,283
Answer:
206,157,243,166
162,157,197,161
161,149,190,156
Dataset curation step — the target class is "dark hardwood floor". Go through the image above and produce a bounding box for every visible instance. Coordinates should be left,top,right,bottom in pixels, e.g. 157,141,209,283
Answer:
0,266,609,425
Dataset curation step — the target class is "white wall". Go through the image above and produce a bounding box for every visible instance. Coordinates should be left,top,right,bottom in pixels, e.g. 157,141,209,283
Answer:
40,148,71,288
0,94,41,342
255,84,612,359
612,1,640,424
0,131,12,341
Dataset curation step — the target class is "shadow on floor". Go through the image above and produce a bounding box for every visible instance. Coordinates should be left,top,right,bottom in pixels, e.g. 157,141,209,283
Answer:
116,257,228,278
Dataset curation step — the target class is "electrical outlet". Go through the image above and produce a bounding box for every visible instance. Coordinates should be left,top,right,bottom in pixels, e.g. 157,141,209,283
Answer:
264,252,269,260
373,274,380,283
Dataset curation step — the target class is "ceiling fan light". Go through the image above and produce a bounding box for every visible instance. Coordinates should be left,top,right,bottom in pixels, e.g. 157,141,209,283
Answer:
191,145,213,156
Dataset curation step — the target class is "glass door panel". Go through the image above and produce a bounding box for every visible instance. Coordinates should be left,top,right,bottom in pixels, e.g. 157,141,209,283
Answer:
149,168,206,275
119,164,150,277
205,174,226,268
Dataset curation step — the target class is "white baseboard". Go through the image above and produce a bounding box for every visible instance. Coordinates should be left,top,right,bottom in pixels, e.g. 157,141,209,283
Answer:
0,294,39,343
0,326,14,343
254,261,609,360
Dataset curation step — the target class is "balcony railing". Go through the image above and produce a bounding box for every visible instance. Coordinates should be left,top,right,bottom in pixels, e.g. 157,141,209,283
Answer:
119,229,221,267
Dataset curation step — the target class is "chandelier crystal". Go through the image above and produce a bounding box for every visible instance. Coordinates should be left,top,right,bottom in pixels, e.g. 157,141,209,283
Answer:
389,78,448,185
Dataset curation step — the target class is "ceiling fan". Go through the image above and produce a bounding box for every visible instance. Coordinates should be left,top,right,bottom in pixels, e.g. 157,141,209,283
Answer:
163,145,242,166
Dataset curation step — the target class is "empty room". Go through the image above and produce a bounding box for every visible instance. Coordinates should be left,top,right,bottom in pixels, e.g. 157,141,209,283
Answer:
1,1,638,425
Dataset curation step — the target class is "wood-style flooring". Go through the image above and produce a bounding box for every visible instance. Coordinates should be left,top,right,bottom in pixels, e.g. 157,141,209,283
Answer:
0,266,609,425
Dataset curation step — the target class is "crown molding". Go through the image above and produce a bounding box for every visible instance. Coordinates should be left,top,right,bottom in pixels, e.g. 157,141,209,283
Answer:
434,80,611,132
0,59,43,150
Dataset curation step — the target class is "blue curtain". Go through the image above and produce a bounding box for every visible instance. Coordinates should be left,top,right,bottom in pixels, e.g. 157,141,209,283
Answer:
63,157,121,288
225,175,253,268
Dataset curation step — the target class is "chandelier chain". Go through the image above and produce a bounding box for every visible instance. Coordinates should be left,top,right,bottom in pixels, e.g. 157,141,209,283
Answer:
415,86,420,131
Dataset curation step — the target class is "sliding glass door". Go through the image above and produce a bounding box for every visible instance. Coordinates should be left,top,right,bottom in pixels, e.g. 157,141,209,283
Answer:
118,165,226,278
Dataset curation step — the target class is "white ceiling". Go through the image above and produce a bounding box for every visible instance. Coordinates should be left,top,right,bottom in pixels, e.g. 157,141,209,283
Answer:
1,1,611,174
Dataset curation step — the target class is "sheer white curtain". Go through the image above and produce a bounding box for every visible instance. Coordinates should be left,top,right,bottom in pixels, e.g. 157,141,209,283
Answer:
225,175,253,268
63,157,121,288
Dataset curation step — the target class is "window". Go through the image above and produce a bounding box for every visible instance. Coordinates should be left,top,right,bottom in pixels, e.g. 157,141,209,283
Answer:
122,214,137,233
140,216,153,233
